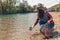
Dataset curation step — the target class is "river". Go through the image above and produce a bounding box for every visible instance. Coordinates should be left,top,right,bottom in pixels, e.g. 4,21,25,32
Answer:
0,13,38,40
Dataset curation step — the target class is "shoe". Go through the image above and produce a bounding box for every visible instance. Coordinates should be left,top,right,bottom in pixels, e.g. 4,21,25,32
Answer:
49,36,53,38
43,36,49,39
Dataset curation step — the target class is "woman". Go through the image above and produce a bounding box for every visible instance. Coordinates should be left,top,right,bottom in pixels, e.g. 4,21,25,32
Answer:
32,8,54,39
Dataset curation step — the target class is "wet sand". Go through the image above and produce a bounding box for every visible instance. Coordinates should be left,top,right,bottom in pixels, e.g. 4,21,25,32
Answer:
0,12,60,40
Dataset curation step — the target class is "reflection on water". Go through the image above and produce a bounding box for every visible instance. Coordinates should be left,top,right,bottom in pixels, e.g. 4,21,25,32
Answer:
0,13,37,40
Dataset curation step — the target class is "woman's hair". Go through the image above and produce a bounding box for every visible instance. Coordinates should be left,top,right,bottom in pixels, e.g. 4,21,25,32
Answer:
37,7,45,18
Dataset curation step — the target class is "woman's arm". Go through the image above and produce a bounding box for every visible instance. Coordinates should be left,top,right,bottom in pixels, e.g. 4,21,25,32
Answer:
33,15,39,28
45,11,52,19
45,11,54,23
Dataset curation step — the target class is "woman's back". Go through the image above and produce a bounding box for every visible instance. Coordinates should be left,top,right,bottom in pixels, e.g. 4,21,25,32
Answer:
39,13,48,25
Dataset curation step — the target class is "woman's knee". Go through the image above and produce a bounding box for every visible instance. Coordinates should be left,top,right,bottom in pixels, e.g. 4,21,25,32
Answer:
49,23,54,29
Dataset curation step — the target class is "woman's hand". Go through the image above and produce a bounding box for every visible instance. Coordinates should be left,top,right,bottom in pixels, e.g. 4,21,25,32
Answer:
32,25,35,29
48,18,53,24
48,20,50,24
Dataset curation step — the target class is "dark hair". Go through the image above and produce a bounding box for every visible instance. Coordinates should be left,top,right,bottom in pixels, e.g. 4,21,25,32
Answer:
37,8,44,18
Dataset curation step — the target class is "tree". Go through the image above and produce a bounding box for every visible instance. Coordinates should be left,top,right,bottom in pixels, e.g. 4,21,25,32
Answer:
56,6,60,12
0,0,2,14
56,3,60,12
27,5,33,12
15,6,20,13
19,3,27,13
6,0,16,13
33,5,37,10
0,0,17,14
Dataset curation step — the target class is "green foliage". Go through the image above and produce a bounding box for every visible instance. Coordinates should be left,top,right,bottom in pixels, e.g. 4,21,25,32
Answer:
19,3,27,13
0,0,16,14
0,0,52,14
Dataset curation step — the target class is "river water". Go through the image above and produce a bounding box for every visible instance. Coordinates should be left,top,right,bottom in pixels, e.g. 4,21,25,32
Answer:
0,13,39,40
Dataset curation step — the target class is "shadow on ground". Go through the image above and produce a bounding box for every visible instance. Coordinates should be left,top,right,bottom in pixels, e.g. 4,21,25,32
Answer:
31,31,60,39
32,33,40,38
53,31,60,38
